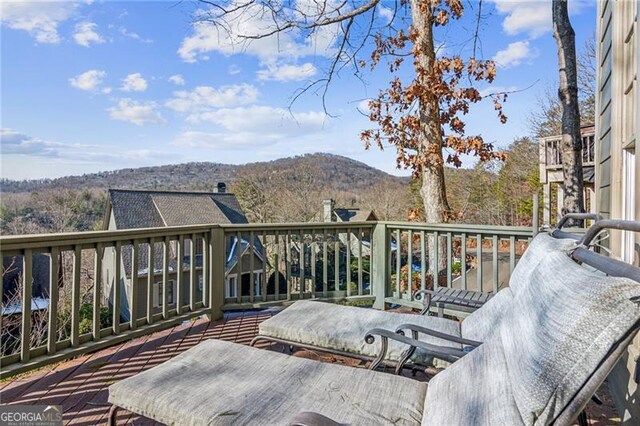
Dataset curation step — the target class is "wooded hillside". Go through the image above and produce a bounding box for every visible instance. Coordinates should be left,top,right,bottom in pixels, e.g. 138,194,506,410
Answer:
1,142,540,235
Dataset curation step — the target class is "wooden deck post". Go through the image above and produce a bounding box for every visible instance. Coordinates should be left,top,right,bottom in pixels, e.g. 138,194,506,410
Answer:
206,226,225,321
371,223,388,311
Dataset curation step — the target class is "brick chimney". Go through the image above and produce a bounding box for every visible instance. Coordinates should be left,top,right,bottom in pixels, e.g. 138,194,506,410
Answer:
216,182,226,193
323,199,334,222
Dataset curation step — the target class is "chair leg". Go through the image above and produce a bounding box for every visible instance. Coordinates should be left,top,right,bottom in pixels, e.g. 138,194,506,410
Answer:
577,409,588,426
108,405,119,426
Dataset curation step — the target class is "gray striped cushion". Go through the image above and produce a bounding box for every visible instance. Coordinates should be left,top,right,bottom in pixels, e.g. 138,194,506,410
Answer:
500,251,640,424
460,287,514,342
109,339,426,426
422,341,524,425
259,300,461,368
508,233,577,295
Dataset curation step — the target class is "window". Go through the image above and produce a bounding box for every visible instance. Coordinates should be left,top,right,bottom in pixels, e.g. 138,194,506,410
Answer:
254,272,262,296
153,280,177,308
198,275,204,292
582,135,595,163
226,275,237,298
546,140,562,166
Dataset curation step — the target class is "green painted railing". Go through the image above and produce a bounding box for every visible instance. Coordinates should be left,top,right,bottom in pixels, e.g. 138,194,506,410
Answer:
0,221,533,378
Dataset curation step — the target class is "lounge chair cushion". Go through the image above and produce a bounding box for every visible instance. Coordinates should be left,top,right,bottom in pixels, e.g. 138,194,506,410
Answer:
108,339,427,426
500,250,640,425
460,287,514,342
258,300,461,367
422,341,524,426
508,233,576,295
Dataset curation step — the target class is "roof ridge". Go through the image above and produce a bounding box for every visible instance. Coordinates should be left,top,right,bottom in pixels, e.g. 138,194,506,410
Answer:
109,188,235,196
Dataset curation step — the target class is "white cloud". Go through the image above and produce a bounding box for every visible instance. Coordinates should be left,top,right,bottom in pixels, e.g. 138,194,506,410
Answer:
188,105,326,131
0,128,171,171
378,6,394,24
108,99,164,125
493,41,535,68
168,74,185,86
0,1,78,43
120,73,148,92
228,64,241,75
490,0,590,38
479,85,519,98
73,22,104,47
173,106,328,149
357,99,371,115
257,62,317,82
69,69,108,92
119,26,153,43
165,84,259,113
178,1,337,63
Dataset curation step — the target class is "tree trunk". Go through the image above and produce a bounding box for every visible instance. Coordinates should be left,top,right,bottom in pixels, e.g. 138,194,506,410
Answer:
552,0,585,220
411,0,450,284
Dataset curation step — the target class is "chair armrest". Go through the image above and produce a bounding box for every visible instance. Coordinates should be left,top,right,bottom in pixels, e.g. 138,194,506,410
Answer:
364,328,468,372
289,412,341,426
395,323,482,348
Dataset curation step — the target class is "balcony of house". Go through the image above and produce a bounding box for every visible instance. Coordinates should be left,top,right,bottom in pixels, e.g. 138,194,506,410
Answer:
0,220,624,424
539,124,598,224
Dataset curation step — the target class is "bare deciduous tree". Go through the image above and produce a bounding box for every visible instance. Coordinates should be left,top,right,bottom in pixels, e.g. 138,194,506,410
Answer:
552,0,585,218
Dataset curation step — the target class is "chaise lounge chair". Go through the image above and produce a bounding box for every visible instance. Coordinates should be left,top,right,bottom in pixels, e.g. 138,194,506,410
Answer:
108,222,640,425
250,215,598,371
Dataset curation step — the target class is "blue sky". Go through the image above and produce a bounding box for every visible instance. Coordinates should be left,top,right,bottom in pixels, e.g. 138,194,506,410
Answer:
1,0,597,180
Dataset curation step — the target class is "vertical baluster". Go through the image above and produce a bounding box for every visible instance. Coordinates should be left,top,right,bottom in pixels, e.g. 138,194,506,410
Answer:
261,231,267,302
492,235,499,293
202,233,208,308
190,234,197,310
446,233,452,288
420,231,426,291
358,227,363,295
72,245,82,344
346,229,351,297
334,229,340,292
92,245,101,341
130,240,139,329
21,249,33,362
286,231,292,300
407,229,413,300
176,236,183,314
298,231,305,296
163,236,170,319
235,231,242,304
311,230,317,298
322,229,328,297
395,228,401,298
275,231,280,300
249,231,255,302
461,234,467,291
147,239,154,325
509,236,516,273
48,247,59,352
432,231,439,289
112,241,122,334
476,234,483,292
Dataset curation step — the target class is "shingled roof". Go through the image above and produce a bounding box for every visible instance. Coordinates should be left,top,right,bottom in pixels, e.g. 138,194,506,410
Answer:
333,208,377,222
106,189,248,230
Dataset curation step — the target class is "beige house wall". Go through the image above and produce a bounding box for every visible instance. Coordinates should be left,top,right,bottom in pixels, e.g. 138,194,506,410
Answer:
596,1,639,423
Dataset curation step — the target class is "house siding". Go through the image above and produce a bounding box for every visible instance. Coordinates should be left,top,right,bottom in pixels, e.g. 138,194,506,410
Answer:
596,1,639,423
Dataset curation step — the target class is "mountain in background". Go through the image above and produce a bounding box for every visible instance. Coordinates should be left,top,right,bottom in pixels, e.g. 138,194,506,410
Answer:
1,153,407,194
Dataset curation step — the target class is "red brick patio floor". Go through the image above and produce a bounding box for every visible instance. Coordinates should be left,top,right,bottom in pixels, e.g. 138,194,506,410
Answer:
0,309,620,425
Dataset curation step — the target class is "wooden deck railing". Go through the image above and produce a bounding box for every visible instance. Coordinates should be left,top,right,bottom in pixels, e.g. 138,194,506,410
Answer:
0,221,533,378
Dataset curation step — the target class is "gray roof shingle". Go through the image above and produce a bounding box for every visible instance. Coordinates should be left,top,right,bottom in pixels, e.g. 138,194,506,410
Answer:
109,189,248,229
